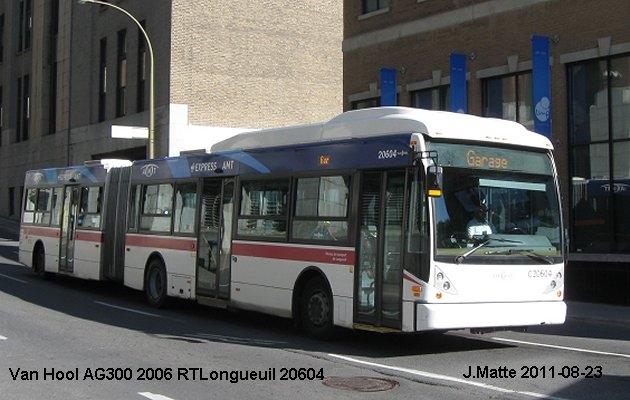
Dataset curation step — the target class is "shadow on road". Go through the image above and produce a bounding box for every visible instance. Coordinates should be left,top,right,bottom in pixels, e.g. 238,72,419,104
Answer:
0,241,510,359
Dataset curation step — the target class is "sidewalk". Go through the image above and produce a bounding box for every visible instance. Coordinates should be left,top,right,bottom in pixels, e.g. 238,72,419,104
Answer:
0,216,19,241
1,217,627,326
566,301,630,327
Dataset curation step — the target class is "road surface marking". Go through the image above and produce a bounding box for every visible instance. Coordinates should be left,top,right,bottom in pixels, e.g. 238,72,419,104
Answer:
139,393,177,400
328,353,570,400
0,335,7,340
94,301,162,317
491,337,630,359
0,273,28,283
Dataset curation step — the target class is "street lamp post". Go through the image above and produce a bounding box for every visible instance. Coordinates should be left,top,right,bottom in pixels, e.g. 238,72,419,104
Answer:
78,0,155,159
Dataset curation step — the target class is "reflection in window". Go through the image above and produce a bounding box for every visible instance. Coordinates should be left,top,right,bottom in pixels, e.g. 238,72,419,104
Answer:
568,54,630,253
23,187,56,225
483,72,533,130
238,179,288,238
293,176,350,242
174,183,197,234
140,184,173,232
411,85,450,111
78,186,103,229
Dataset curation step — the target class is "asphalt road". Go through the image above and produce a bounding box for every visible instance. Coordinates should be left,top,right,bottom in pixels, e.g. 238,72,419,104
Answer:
1,234,629,400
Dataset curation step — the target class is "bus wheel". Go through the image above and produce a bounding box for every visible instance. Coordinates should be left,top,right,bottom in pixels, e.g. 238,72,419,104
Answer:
145,259,168,308
301,277,334,340
33,245,46,278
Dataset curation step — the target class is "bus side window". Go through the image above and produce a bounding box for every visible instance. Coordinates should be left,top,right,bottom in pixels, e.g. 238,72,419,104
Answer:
174,183,197,234
292,175,350,242
140,183,174,233
127,185,141,232
22,188,37,224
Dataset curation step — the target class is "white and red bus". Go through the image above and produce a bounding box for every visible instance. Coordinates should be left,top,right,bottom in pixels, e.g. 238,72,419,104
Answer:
20,107,566,339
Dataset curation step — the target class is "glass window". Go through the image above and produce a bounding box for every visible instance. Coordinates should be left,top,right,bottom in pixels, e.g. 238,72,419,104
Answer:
483,72,534,131
174,183,197,234
362,0,388,14
77,186,102,229
610,56,630,140
25,188,37,211
34,188,52,225
411,86,450,111
293,176,350,242
140,184,173,233
429,142,562,264
23,188,57,225
351,97,379,110
50,187,62,226
568,54,630,253
238,179,288,238
127,185,140,232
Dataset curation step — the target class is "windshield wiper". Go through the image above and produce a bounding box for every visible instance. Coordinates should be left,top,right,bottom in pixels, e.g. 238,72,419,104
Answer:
453,237,529,264
454,238,490,264
485,248,555,264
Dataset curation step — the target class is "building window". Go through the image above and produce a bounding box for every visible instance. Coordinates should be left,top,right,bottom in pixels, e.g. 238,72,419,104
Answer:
18,0,33,52
16,75,30,142
116,29,127,118
0,14,5,63
411,85,450,111
482,72,534,131
362,0,388,14
48,0,60,134
137,21,147,113
99,38,107,122
351,97,380,110
568,54,630,253
9,187,15,216
0,85,3,144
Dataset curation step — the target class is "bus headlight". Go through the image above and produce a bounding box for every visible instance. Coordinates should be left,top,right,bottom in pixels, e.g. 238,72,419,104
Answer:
434,266,458,295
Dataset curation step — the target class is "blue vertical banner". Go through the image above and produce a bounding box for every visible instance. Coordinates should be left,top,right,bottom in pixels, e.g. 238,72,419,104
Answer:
450,53,467,113
380,67,397,106
532,35,552,138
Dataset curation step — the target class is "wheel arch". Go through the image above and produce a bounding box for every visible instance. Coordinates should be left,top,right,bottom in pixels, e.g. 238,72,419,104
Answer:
291,266,332,327
31,239,45,266
142,251,166,291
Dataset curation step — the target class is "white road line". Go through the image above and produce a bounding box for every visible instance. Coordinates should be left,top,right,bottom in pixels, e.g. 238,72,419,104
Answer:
328,353,571,400
0,273,28,284
138,393,177,400
94,301,162,317
0,335,7,340
491,336,630,359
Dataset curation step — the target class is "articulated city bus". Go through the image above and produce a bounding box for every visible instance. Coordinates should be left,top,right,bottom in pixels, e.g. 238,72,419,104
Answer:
19,107,566,339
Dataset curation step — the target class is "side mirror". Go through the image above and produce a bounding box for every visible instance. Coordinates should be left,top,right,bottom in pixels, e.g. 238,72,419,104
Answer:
427,165,443,197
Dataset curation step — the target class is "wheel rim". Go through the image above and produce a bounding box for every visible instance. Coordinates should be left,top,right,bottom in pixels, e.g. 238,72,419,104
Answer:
307,290,330,327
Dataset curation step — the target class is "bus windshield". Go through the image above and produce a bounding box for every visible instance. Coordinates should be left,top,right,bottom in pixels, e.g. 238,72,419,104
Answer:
429,142,562,264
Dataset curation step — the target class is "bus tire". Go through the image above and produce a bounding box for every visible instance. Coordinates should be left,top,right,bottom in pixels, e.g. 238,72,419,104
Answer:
145,259,168,308
33,245,50,279
300,277,334,340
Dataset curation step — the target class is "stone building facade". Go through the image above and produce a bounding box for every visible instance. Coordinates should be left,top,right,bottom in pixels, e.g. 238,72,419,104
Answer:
344,0,630,304
0,0,342,217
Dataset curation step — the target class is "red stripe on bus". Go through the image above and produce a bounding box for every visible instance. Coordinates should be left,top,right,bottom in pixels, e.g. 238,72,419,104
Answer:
21,226,60,238
75,230,104,243
125,234,197,251
232,242,355,265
